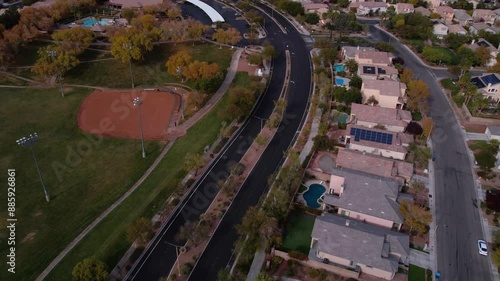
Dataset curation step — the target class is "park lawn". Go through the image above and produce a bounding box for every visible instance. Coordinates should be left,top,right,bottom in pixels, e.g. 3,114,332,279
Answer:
428,46,457,64
46,73,250,280
408,264,426,281
12,41,51,67
0,72,28,86
63,43,233,89
0,87,162,281
282,210,315,254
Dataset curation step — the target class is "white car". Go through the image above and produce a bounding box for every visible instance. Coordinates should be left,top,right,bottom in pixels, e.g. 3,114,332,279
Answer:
478,240,488,256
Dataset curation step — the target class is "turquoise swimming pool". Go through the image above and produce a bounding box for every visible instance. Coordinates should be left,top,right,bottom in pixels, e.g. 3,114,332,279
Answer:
334,112,348,123
335,77,350,86
303,184,326,209
83,18,109,27
333,64,345,72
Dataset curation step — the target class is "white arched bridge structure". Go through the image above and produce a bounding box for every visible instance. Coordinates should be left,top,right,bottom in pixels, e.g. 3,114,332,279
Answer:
185,0,225,23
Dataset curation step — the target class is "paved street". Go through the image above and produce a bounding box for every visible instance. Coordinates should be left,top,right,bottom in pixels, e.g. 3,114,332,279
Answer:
125,2,311,281
361,20,493,281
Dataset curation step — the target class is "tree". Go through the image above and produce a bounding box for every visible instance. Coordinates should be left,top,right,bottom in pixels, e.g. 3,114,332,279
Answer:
405,121,423,135
166,50,192,80
121,8,135,23
262,42,276,60
320,47,337,66
444,33,471,50
0,40,14,69
493,248,500,269
313,38,331,49
236,206,281,250
175,220,210,246
471,93,490,114
262,187,290,220
31,45,79,79
225,87,256,120
375,41,395,53
126,217,154,244
72,258,109,281
422,117,434,137
345,59,358,73
400,68,414,84
212,28,242,47
255,134,267,150
408,143,431,169
411,180,426,193
277,0,305,17
183,60,220,81
305,13,320,25
406,80,430,113
110,29,155,62
255,272,273,281
349,75,362,89
400,201,432,235
186,21,208,43
247,53,263,66
183,153,205,175
52,26,93,54
476,45,492,66
217,268,235,281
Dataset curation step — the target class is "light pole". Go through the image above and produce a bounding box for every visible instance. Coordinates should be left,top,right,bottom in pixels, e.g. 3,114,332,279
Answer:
123,43,135,88
166,242,183,276
47,50,65,97
254,116,268,130
17,133,50,202
133,97,146,158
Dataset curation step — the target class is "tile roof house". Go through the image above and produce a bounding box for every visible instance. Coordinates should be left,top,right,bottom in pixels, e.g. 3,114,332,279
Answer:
468,39,499,66
435,6,455,23
322,168,404,230
361,79,407,109
350,103,412,133
471,73,500,103
453,9,473,26
447,24,467,35
344,124,414,160
433,22,449,38
357,64,399,81
109,0,163,9
303,3,329,24
355,51,393,66
336,149,414,182
342,46,376,60
470,22,500,35
473,9,497,25
415,6,431,17
355,2,388,16
310,214,410,280
486,125,500,141
395,3,414,14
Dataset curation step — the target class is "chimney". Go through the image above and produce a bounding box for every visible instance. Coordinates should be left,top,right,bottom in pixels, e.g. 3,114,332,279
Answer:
345,220,350,227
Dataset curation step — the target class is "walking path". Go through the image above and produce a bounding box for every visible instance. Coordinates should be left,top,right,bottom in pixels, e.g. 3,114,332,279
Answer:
245,250,266,281
35,48,243,281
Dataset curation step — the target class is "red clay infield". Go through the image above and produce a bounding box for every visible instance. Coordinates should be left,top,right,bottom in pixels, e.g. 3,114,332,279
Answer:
78,90,180,140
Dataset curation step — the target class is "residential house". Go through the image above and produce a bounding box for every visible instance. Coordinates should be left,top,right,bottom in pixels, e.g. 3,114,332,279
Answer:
357,64,399,81
453,9,473,26
336,149,414,183
495,8,500,19
470,22,500,34
341,46,376,61
468,39,499,66
355,51,393,66
349,103,412,133
395,3,414,14
310,214,410,280
415,6,431,17
426,0,444,8
355,2,388,16
344,124,414,160
435,6,455,23
303,3,329,25
109,0,163,9
361,79,407,109
471,73,500,103
447,24,467,35
322,168,404,230
486,126,500,141
473,9,497,25
433,22,449,38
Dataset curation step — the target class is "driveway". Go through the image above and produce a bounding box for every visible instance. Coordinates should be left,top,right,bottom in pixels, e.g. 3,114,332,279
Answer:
408,249,432,270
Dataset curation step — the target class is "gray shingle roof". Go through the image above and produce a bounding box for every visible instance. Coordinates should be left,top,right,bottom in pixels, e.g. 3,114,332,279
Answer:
312,214,409,273
323,168,404,223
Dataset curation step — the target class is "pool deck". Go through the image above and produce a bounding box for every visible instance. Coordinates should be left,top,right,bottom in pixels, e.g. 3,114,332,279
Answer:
296,179,325,209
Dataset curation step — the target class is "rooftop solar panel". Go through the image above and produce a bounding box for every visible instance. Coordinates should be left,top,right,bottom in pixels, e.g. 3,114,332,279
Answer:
350,127,393,145
378,68,386,74
363,66,376,75
471,77,486,88
482,74,500,86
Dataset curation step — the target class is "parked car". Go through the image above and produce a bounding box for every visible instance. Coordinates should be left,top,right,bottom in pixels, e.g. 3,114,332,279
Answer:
392,57,405,65
478,240,488,256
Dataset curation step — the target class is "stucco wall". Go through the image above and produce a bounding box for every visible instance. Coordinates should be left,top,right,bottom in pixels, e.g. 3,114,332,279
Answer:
349,143,406,160
337,208,395,229
356,120,405,133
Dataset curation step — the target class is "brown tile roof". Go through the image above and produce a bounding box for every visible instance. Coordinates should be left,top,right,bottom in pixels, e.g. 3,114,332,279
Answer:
357,51,392,65
351,103,412,128
436,6,454,15
447,24,467,34
109,0,163,8
362,79,406,97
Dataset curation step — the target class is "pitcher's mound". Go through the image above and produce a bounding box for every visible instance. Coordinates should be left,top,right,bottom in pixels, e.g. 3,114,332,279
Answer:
78,89,181,140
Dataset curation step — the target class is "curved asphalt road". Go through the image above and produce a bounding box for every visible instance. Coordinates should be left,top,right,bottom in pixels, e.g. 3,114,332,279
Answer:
360,19,493,281
126,3,311,281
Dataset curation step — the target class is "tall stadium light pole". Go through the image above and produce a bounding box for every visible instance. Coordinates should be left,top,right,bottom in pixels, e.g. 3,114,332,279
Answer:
17,133,50,202
133,97,146,158
47,50,65,97
123,43,135,88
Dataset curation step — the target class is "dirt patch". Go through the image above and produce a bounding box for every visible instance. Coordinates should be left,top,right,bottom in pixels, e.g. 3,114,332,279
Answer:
78,89,181,140
237,54,259,76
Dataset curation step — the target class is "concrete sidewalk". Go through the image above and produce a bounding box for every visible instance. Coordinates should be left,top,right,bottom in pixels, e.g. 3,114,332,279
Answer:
409,249,432,270
245,250,266,281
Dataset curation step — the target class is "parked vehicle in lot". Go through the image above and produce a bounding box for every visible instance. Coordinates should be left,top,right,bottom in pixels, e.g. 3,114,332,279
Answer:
478,240,488,256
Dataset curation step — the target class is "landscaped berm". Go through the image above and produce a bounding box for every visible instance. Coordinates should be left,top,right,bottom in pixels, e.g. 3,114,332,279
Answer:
78,89,181,140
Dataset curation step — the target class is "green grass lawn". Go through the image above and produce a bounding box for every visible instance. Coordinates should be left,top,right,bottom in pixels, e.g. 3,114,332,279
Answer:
298,184,308,194
46,72,251,280
408,264,426,281
441,78,459,91
63,43,233,89
404,39,424,47
282,210,315,254
0,87,162,281
427,46,457,64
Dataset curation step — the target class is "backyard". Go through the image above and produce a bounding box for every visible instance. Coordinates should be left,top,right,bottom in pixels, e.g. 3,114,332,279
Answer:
408,264,432,281
281,210,316,254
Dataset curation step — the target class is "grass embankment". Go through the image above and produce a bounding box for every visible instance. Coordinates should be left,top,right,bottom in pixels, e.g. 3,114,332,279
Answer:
281,210,315,254
0,87,161,281
46,71,252,280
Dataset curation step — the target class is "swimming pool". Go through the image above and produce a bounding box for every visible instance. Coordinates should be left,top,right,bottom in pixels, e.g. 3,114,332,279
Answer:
334,111,348,123
303,184,326,209
333,64,345,72
335,77,350,86
83,18,110,27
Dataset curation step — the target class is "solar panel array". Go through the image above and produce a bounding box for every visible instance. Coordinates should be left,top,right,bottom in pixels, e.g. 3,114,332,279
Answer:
482,74,500,86
350,127,393,145
363,66,376,74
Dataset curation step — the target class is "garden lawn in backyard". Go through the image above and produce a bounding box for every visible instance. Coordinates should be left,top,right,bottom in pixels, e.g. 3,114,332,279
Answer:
408,264,426,281
63,43,233,88
0,87,161,281
46,72,251,280
282,210,315,254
